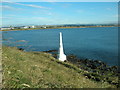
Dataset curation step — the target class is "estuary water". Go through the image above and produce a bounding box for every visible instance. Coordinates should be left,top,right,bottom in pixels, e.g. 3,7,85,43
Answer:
2,27,118,66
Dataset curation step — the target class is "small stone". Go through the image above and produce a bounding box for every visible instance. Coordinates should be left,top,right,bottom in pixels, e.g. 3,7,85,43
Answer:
22,83,30,87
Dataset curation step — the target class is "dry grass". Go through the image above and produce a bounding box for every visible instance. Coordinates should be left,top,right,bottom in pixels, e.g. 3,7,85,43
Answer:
2,46,115,88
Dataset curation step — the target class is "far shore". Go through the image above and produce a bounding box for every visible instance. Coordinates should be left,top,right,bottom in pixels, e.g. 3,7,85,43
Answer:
1,25,118,31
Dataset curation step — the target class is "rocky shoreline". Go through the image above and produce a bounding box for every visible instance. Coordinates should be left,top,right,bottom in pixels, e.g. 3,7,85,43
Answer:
67,55,119,87
44,49,119,88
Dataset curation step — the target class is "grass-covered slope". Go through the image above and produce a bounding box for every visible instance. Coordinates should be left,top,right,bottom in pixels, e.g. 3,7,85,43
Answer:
2,46,115,88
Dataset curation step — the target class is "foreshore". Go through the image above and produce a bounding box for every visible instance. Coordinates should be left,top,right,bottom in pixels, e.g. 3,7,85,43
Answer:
1,25,118,31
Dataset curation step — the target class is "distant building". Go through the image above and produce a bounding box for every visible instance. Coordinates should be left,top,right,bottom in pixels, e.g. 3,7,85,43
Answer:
14,26,21,29
20,26,29,29
10,27,14,30
31,25,35,28
23,26,28,29
0,27,12,30
43,26,46,28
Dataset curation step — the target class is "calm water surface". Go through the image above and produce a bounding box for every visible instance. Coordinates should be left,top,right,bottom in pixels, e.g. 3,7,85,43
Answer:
2,27,118,66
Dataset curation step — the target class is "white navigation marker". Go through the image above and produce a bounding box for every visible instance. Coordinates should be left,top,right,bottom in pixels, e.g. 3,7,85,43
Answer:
58,32,67,61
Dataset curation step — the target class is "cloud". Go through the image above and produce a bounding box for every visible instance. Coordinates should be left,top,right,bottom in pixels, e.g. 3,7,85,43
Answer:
0,5,23,11
0,15,17,20
41,0,57,2
106,8,112,10
47,12,53,15
1,0,120,2
4,1,51,9
26,4,50,9
0,16,12,19
112,15,119,18
76,10,84,13
0,5,15,10
30,17,47,20
1,16,47,20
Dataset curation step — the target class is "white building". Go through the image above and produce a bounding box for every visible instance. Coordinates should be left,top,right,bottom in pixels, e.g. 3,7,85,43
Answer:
0,27,11,30
43,26,46,28
23,26,28,29
31,25,35,28
20,26,28,29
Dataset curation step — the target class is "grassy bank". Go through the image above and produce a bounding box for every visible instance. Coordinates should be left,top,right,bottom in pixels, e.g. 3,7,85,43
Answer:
2,46,117,88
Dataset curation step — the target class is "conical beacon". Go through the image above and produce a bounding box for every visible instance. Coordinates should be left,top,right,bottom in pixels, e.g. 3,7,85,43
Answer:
58,32,66,61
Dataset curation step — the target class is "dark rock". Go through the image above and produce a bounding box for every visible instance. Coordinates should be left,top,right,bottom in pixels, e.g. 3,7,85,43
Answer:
106,77,109,80
52,54,118,87
43,50,57,53
107,80,112,84
18,48,24,51
94,77,101,82
83,74,91,79
64,60,68,62
111,82,119,86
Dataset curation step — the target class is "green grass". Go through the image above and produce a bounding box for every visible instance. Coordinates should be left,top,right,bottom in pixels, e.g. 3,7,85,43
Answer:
2,46,116,88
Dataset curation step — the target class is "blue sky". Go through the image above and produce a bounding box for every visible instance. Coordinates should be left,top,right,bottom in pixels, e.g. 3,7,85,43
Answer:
1,0,120,2
1,1,118,26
